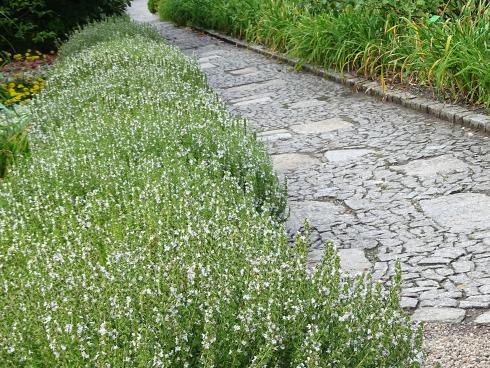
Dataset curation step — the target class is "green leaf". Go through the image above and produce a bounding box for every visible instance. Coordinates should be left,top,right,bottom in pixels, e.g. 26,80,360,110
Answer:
427,15,440,24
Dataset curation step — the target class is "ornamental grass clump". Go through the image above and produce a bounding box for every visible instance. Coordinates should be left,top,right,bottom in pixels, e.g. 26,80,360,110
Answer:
0,18,422,366
157,0,490,107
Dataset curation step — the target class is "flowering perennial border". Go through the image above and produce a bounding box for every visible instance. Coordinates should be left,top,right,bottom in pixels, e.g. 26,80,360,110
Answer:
0,19,422,367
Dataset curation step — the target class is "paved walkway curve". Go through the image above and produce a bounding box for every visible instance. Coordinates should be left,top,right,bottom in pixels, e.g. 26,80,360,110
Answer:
128,1,490,324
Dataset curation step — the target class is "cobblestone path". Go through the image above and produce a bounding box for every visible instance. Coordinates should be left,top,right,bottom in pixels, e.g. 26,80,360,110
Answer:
129,1,490,323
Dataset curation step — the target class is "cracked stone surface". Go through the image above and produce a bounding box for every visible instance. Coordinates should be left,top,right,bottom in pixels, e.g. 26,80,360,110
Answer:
475,311,490,324
412,308,466,323
325,149,375,162
257,129,292,142
272,153,320,172
420,193,490,233
129,1,490,322
392,155,470,178
338,249,372,275
287,200,355,235
290,117,354,134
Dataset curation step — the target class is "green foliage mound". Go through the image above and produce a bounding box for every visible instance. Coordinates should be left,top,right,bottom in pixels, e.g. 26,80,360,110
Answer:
0,0,130,52
0,18,421,366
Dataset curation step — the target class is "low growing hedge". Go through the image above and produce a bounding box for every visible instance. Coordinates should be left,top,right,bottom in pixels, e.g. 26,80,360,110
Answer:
57,16,163,59
0,19,422,366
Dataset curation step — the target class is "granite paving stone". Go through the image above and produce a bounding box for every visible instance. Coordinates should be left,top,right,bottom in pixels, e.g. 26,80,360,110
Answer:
412,308,466,323
338,249,372,274
289,117,353,134
271,153,321,172
475,311,490,324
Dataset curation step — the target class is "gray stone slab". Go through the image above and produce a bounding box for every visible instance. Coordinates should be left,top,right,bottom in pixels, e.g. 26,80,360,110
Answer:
225,79,285,92
271,153,320,172
325,149,374,162
198,55,220,63
338,249,371,274
287,200,354,234
392,155,469,178
401,297,419,309
453,260,475,274
433,248,465,260
288,99,326,109
257,129,292,142
420,193,490,233
228,67,257,75
199,62,216,69
459,295,490,309
198,49,224,57
419,298,459,308
232,96,272,107
475,311,490,324
289,118,353,134
412,307,466,323
418,257,452,265
480,285,490,294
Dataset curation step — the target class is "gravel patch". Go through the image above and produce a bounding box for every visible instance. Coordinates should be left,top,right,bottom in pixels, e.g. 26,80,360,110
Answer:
424,323,490,368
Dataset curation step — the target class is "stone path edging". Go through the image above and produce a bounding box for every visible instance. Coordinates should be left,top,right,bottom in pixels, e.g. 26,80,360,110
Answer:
194,27,490,134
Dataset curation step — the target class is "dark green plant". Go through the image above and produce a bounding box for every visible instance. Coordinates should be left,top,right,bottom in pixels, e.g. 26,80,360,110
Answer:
0,104,30,178
0,0,131,52
148,0,159,13
298,0,479,18
158,0,211,26
0,73,8,103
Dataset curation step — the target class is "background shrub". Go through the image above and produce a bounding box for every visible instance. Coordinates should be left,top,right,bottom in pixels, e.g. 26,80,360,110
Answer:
0,0,130,52
158,0,212,26
298,0,476,17
0,18,421,366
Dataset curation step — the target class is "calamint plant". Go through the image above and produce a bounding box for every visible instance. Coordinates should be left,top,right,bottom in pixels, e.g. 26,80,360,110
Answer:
0,18,422,366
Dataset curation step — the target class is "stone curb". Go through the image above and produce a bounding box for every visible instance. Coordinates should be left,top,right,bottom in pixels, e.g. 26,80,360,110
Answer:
194,27,490,134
